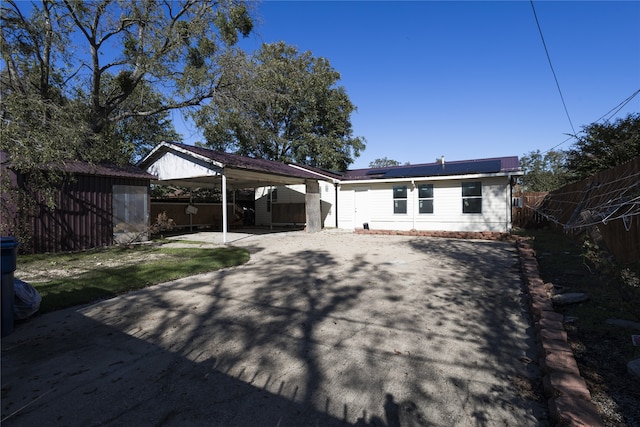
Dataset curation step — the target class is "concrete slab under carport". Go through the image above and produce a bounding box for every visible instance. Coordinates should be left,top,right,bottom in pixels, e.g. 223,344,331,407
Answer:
1,231,549,426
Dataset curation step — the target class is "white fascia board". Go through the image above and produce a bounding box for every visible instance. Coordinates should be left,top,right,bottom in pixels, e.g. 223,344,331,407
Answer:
288,164,340,183
167,142,224,168
338,172,521,185
139,141,224,169
146,150,221,181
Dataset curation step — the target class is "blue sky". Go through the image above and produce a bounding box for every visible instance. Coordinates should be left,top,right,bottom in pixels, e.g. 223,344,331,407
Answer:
177,1,639,169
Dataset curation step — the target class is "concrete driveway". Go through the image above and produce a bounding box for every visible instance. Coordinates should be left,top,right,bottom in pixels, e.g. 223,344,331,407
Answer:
1,230,547,426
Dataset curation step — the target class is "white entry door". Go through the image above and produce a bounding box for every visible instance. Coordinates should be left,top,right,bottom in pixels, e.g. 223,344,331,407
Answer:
354,188,370,229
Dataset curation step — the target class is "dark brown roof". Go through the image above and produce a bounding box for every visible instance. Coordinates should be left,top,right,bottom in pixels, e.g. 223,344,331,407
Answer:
168,142,320,180
57,160,155,179
1,151,154,180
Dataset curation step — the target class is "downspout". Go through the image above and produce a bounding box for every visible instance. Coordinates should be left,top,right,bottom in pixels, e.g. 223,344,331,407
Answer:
411,179,416,230
335,183,339,228
509,176,515,232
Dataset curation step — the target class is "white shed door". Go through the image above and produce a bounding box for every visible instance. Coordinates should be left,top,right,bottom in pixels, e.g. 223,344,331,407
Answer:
354,188,370,229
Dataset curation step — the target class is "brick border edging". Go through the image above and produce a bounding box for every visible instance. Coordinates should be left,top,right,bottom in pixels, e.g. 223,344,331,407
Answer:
516,237,605,427
353,228,513,241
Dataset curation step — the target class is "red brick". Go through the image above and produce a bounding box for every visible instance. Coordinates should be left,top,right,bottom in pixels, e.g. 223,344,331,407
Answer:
538,328,568,343
530,295,553,317
548,395,604,427
541,351,581,376
528,277,545,287
543,372,591,400
539,311,564,323
536,318,564,333
539,339,573,356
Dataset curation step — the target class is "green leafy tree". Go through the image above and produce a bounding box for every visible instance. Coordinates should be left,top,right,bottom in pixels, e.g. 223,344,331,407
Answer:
565,113,640,181
1,0,253,246
520,149,570,192
1,0,254,165
369,157,401,168
194,41,365,171
99,77,182,163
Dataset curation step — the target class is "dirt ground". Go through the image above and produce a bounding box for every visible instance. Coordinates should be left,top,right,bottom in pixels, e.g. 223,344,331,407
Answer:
10,229,639,426
2,230,549,426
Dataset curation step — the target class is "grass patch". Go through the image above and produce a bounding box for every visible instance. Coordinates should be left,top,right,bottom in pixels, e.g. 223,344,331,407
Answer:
17,245,249,313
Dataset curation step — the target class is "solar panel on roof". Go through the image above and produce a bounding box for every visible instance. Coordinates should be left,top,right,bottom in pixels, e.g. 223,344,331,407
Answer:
381,159,502,178
365,169,388,175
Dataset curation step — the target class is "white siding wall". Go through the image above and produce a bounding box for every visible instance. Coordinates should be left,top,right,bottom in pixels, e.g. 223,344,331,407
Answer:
337,177,511,232
319,181,337,228
254,186,271,226
254,182,336,227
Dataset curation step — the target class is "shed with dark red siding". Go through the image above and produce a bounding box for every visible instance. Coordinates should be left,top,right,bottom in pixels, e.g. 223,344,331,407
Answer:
1,156,154,254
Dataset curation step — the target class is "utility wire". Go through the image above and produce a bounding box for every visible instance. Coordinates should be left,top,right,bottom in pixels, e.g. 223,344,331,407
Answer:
530,0,576,136
542,88,640,154
592,88,640,124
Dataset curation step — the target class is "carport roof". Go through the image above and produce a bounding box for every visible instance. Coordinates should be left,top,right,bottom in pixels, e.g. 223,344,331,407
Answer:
138,141,322,188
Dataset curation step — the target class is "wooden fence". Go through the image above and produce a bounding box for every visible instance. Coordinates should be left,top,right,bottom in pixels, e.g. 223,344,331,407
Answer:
512,192,548,228
524,156,640,263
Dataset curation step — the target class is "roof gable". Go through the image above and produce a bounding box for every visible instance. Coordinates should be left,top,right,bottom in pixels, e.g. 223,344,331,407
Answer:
139,142,322,187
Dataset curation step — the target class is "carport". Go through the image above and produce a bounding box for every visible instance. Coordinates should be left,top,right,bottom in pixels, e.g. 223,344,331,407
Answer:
138,141,324,243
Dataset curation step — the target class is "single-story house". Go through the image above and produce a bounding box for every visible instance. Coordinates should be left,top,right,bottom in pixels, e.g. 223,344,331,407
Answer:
1,153,154,253
140,143,522,237
255,156,523,233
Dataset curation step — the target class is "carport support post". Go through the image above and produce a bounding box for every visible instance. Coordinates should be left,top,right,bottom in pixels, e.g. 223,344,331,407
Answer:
305,180,321,233
222,171,227,244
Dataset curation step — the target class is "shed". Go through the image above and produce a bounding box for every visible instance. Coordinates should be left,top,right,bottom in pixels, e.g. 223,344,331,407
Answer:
1,154,154,253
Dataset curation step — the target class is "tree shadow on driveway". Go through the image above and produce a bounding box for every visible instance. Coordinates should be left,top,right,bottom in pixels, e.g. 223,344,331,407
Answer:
2,234,548,426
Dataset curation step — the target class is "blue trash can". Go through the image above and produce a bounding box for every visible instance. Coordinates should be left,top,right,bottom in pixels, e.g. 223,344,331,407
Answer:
1,236,19,337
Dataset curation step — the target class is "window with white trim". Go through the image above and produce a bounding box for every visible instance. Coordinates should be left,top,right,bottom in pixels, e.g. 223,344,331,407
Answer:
393,185,407,214
418,184,434,214
462,181,482,213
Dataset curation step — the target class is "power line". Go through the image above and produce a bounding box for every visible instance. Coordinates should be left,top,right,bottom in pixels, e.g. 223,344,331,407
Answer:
542,88,640,154
592,88,640,124
530,0,576,136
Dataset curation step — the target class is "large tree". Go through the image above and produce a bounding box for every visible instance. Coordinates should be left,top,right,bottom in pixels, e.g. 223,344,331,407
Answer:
1,0,254,246
519,149,570,192
193,41,365,171
565,113,640,181
1,0,254,165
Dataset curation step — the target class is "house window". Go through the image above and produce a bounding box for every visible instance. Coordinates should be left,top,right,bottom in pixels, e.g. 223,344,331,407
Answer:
462,181,482,213
393,185,407,214
418,184,434,214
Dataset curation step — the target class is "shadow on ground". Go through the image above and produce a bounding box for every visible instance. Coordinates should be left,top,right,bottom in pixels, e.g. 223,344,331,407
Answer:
1,234,548,426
